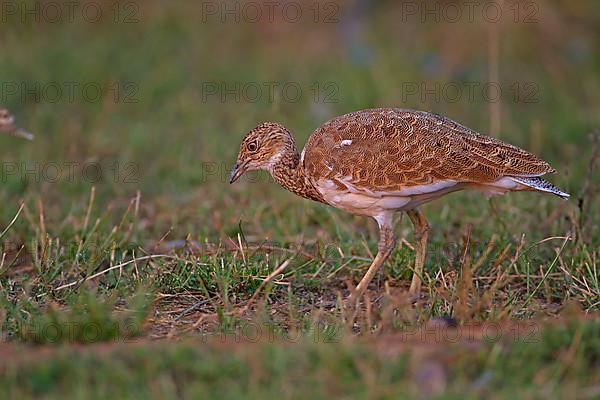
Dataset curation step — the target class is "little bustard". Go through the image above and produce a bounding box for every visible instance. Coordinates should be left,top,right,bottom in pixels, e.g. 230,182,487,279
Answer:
0,108,34,140
230,108,568,301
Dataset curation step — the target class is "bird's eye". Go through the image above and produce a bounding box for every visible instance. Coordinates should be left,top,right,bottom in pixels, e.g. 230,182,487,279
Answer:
247,141,258,152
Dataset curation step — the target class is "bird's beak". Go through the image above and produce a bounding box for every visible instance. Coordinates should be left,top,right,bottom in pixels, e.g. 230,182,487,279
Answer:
9,128,34,141
229,161,246,184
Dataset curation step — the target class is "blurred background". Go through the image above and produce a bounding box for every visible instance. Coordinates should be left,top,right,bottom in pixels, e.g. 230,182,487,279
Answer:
0,0,598,244
2,3,599,395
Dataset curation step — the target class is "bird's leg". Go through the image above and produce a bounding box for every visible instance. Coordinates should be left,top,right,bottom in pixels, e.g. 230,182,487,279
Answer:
351,216,396,303
407,208,430,295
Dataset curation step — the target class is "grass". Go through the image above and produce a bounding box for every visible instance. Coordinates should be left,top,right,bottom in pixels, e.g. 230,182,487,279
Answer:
2,320,599,399
0,0,599,397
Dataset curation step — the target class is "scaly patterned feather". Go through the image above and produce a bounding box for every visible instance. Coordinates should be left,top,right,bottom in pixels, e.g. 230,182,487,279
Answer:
303,108,554,193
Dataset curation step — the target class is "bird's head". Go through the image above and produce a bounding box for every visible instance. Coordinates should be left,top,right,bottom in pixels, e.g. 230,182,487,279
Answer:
229,122,295,184
0,108,16,132
0,108,34,140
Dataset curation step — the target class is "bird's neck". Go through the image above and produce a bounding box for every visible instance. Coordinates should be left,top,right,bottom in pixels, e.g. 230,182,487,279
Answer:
270,146,325,204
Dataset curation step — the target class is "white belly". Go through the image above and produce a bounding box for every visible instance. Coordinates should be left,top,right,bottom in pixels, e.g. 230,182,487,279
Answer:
326,191,412,216
315,178,465,216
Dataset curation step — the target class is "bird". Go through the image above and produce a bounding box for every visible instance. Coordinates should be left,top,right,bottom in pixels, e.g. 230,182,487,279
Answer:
0,108,34,140
229,108,569,302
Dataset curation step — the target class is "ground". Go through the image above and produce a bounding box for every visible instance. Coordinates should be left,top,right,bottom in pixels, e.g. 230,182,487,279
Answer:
0,1,599,398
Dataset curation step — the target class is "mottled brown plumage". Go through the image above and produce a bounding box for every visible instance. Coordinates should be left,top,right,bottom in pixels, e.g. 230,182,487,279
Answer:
305,109,554,189
0,108,34,140
230,108,568,301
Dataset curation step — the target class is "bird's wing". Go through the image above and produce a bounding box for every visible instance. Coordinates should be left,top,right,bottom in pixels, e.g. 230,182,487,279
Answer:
302,108,554,195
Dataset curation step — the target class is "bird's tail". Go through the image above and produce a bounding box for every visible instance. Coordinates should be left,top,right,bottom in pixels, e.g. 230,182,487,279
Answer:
510,176,570,200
